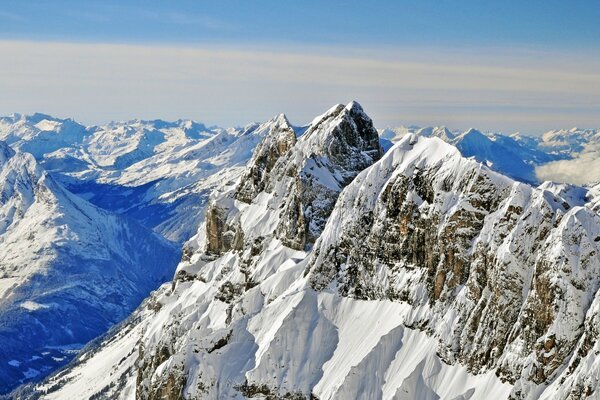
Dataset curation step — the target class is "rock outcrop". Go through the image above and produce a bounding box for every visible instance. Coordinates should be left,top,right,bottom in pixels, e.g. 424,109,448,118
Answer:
235,114,297,203
207,101,383,253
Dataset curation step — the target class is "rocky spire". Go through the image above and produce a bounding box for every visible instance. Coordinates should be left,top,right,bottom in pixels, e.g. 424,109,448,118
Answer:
235,114,296,203
301,101,383,182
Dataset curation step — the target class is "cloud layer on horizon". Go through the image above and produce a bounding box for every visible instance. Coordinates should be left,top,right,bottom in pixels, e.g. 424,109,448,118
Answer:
536,143,600,185
0,40,599,134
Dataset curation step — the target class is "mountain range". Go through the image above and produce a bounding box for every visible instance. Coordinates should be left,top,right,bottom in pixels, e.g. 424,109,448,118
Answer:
0,140,179,390
0,103,599,399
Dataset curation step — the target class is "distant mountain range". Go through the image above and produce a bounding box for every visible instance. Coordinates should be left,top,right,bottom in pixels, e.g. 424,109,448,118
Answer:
380,125,600,185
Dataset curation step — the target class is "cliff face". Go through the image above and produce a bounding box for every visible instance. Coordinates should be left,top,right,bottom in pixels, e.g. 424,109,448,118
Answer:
308,134,600,398
23,106,600,400
129,101,384,400
235,114,297,204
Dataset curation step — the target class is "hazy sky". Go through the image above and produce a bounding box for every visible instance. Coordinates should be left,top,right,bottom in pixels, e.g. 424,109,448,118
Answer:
1,1,599,134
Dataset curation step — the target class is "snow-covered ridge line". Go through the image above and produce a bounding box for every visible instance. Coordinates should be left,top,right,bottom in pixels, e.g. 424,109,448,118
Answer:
380,125,600,185
0,113,282,243
308,133,600,398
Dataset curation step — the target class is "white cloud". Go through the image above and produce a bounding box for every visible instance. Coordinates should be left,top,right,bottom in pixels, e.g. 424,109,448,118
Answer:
536,144,600,185
0,40,598,133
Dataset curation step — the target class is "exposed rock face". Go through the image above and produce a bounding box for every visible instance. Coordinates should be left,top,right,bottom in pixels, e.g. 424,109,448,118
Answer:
227,102,383,250
274,102,382,248
298,102,382,179
207,101,383,252
235,114,297,203
136,344,187,400
205,201,243,254
307,134,600,398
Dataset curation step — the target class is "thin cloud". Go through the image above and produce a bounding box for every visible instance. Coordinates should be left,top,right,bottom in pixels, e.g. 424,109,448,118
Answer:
0,40,598,133
137,9,233,30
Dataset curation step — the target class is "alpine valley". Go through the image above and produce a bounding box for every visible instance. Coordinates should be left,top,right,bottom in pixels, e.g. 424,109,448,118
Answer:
2,103,600,399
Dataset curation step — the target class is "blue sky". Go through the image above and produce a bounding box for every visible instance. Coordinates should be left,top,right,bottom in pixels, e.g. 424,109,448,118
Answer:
2,1,599,48
0,1,599,133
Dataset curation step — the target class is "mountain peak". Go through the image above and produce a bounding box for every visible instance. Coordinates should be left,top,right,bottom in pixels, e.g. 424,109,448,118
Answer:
458,128,490,145
310,103,345,125
273,112,291,125
236,102,382,205
235,114,297,203
306,101,366,129
217,102,384,252
301,101,382,172
28,112,56,123
434,126,455,140
265,113,294,135
344,100,364,113
464,127,484,136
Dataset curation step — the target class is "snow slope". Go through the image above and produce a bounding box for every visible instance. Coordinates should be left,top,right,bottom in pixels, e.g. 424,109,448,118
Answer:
0,142,180,393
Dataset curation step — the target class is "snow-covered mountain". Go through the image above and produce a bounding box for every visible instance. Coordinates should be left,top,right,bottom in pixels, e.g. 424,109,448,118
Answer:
0,114,90,159
534,128,600,185
0,115,272,243
13,102,600,400
4,112,595,251
0,142,180,393
308,134,600,399
379,125,567,184
57,119,274,243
